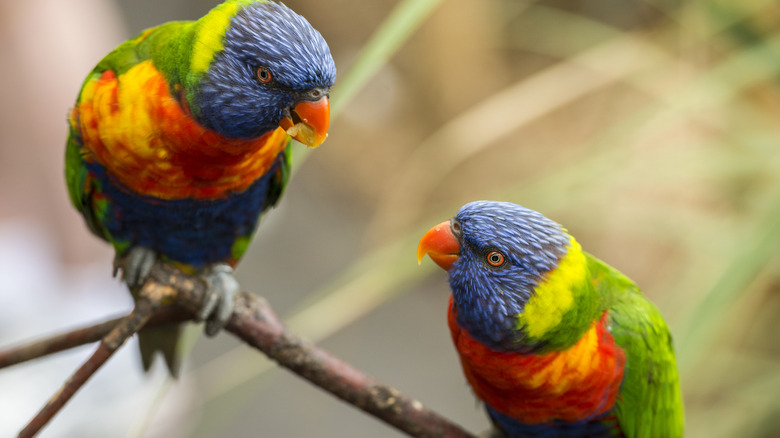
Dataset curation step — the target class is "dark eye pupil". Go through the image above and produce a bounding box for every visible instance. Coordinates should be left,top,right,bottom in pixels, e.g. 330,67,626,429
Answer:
487,251,504,266
257,68,271,82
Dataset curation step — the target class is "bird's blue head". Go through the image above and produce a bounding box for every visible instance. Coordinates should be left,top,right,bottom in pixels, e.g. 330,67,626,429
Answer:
418,201,597,352
189,1,336,144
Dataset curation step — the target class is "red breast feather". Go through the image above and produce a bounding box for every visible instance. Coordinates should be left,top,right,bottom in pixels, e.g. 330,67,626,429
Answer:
448,296,625,424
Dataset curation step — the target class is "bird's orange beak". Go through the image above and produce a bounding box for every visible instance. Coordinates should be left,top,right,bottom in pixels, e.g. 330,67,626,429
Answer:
280,96,330,148
417,220,461,271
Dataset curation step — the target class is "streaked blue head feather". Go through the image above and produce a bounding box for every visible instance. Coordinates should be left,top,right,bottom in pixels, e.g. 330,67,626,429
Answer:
196,1,336,138
449,201,570,352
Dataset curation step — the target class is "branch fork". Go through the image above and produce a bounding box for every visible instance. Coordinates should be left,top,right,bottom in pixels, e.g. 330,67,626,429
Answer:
3,262,475,438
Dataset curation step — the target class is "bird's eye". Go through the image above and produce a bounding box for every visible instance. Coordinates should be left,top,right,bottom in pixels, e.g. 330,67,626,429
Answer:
486,251,505,267
256,67,273,83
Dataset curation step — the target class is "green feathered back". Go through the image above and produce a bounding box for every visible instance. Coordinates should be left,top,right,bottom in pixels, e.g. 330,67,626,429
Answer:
588,254,685,437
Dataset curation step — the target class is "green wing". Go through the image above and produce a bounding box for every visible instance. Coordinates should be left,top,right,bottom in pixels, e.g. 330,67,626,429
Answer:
587,254,684,438
262,141,292,211
92,21,189,78
64,124,104,240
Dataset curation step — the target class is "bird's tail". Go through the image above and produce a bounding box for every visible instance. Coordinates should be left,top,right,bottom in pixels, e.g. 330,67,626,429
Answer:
137,323,184,378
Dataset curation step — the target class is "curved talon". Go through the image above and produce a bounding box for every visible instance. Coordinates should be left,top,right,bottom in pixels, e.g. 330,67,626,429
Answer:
200,264,239,337
114,247,157,289
197,289,220,322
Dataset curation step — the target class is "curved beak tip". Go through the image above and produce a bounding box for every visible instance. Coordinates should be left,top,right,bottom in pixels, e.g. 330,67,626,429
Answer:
415,245,427,265
282,97,330,148
417,221,460,272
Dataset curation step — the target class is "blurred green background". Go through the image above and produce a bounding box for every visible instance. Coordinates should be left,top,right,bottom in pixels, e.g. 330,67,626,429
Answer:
1,0,779,436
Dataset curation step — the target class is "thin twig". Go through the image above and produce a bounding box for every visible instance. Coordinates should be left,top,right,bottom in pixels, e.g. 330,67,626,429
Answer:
0,308,188,369
17,281,176,438
0,318,121,369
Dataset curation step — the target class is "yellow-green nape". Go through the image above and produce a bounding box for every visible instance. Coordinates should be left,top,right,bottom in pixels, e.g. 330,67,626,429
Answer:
515,236,589,339
190,0,261,75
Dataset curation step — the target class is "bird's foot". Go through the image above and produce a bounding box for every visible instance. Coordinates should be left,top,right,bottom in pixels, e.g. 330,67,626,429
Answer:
115,250,237,336
197,264,239,337
113,246,157,289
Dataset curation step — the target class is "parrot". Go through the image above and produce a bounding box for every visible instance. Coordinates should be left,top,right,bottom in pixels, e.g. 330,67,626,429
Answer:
65,0,336,376
417,201,683,437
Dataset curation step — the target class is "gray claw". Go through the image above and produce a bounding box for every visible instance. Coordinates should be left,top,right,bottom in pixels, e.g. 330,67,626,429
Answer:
199,264,239,337
197,289,220,322
114,247,156,289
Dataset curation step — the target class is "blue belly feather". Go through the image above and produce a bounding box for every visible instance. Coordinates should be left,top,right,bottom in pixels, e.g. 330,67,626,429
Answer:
86,155,284,268
487,406,622,438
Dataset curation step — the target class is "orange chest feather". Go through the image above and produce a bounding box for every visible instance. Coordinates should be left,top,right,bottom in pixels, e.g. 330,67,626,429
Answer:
71,61,290,200
447,296,625,424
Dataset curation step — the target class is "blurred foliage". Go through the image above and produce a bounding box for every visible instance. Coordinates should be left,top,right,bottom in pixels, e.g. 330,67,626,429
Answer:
125,0,780,437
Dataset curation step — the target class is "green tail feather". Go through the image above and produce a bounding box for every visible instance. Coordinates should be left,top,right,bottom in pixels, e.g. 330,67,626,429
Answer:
137,324,185,378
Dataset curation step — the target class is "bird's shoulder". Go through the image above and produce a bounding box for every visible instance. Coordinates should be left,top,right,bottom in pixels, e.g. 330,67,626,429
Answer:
88,21,189,80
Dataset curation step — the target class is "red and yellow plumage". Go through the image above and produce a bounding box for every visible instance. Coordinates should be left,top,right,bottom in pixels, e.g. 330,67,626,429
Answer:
448,298,625,424
72,61,290,201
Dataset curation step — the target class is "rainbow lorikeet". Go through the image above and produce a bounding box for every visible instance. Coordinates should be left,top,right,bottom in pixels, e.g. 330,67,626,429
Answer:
417,201,683,437
65,0,336,375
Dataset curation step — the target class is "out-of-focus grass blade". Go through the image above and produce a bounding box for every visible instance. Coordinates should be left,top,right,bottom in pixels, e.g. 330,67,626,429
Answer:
363,32,670,238
329,0,446,119
290,0,446,173
505,4,622,57
676,198,780,372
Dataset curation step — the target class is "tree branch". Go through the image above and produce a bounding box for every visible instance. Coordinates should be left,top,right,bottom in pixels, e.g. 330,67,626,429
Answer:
11,263,476,438
150,263,476,438
18,280,178,438
229,292,474,438
0,308,188,369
